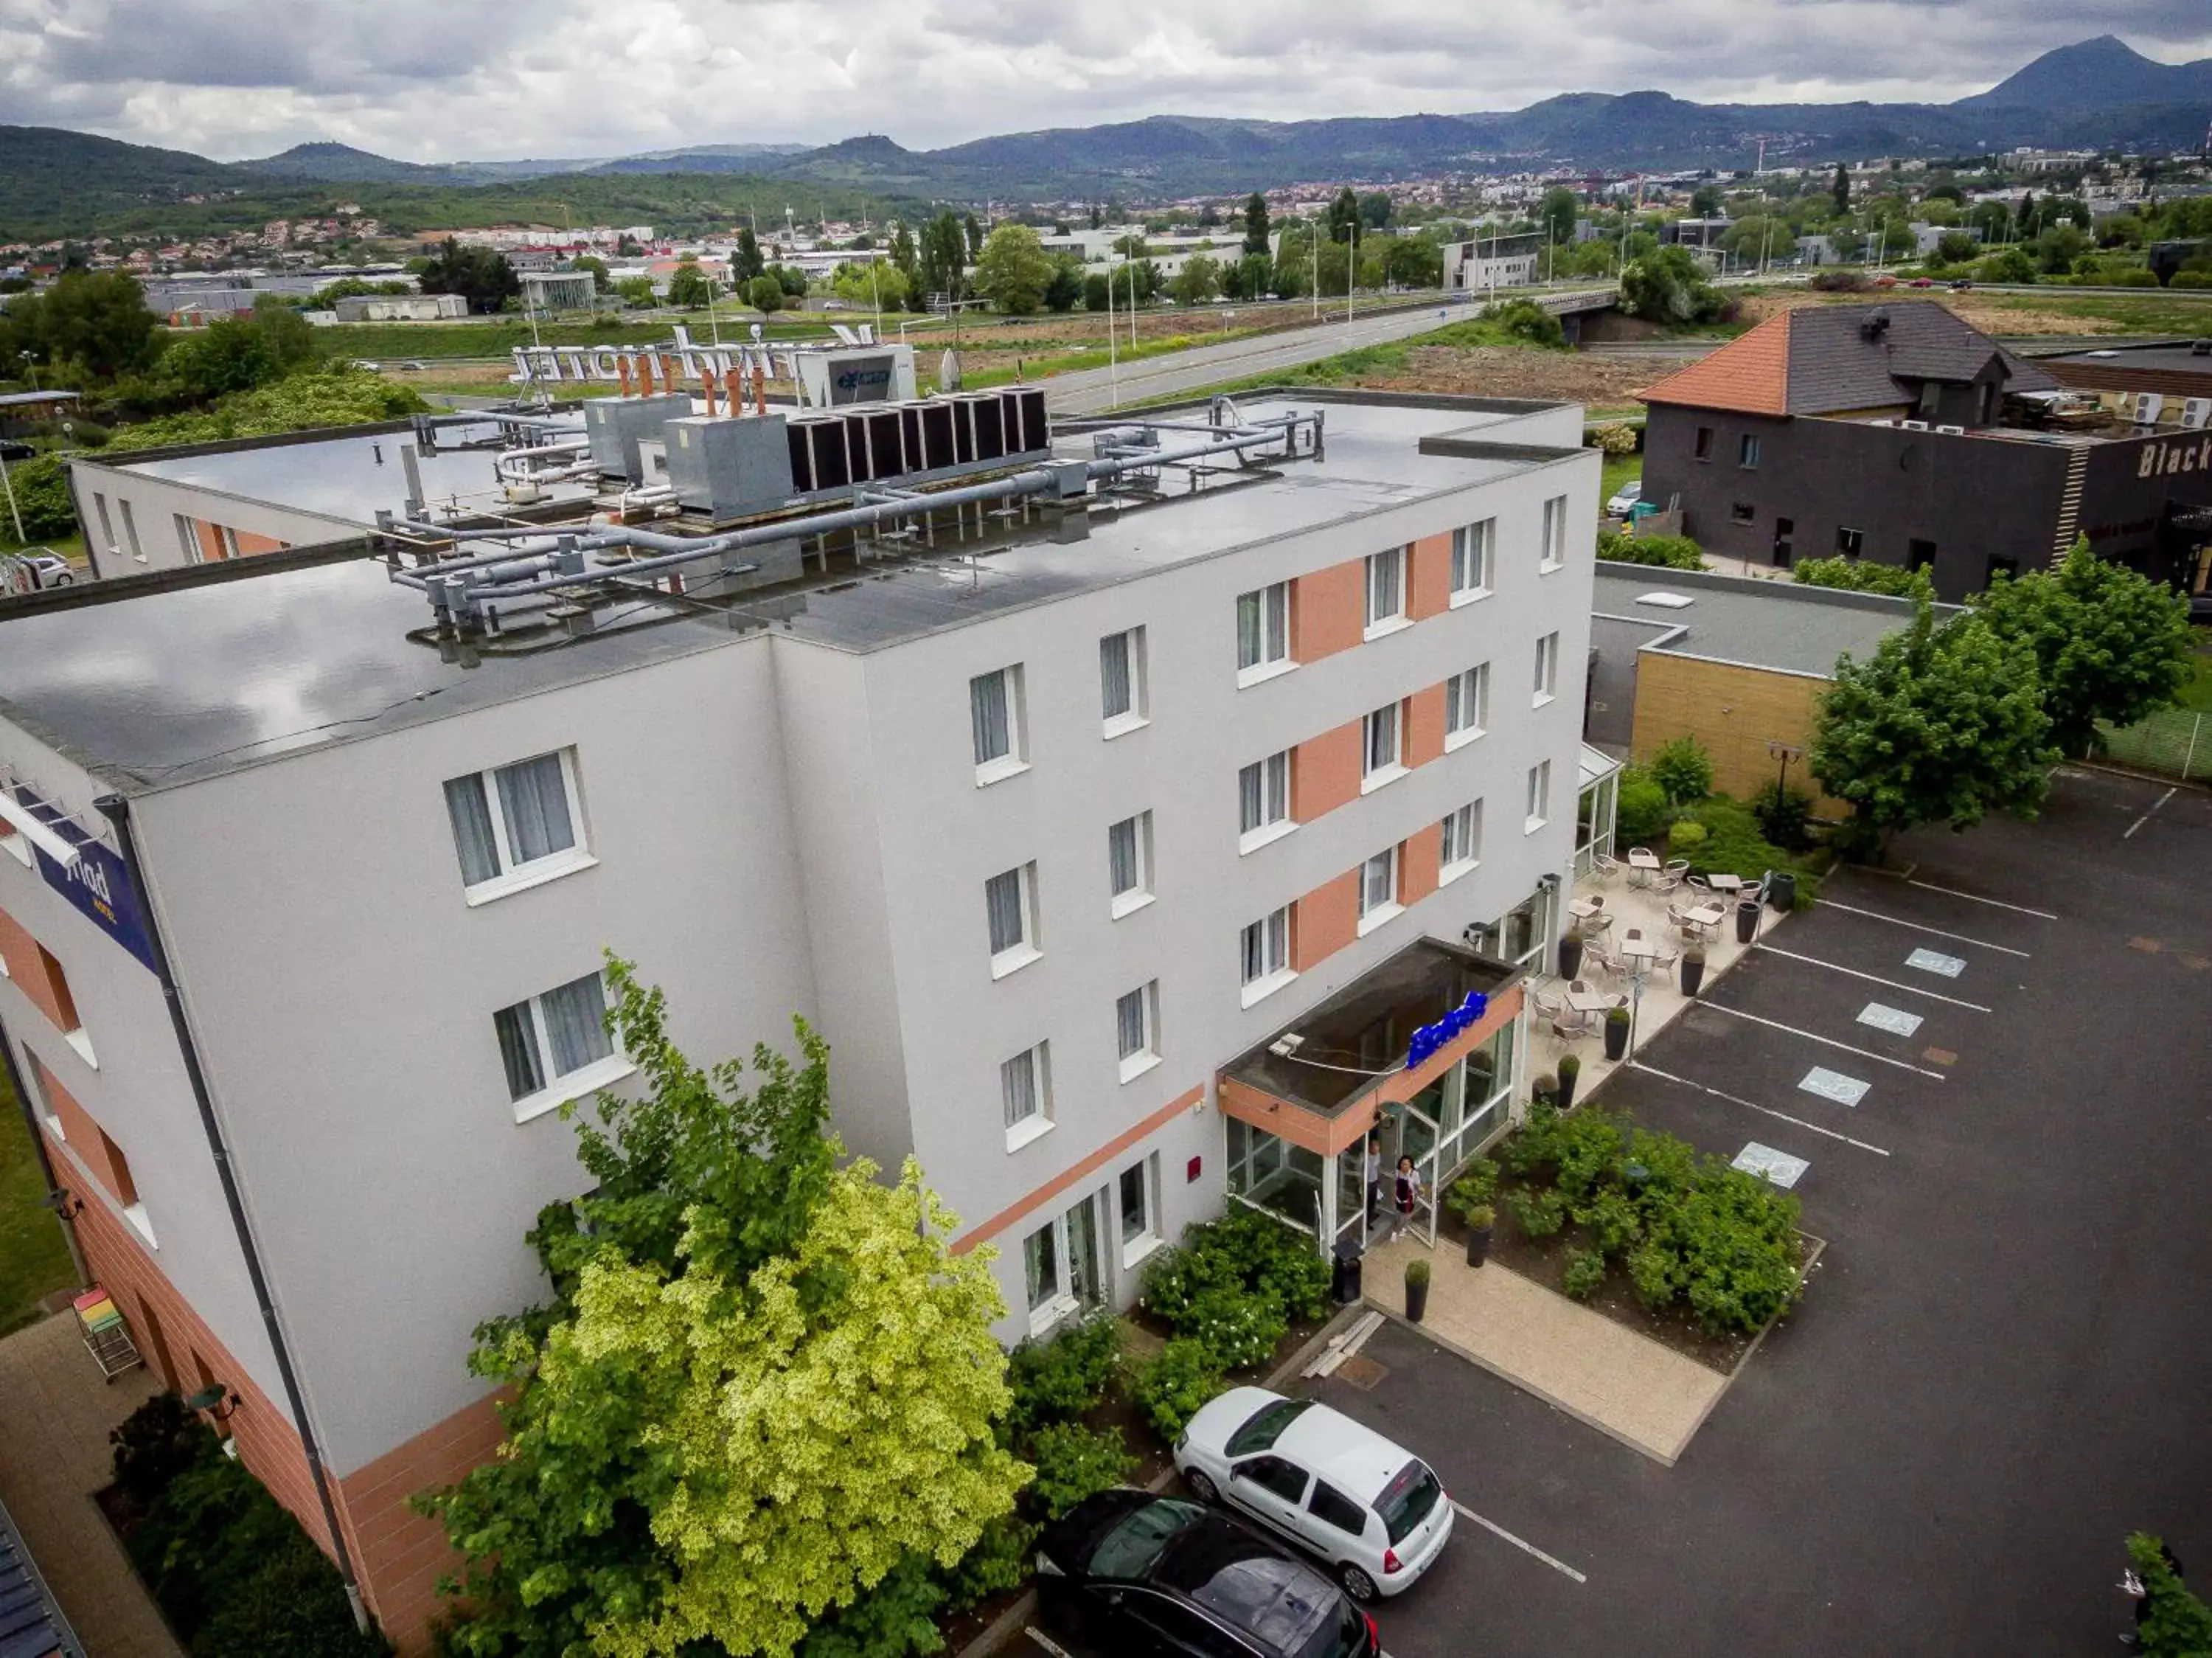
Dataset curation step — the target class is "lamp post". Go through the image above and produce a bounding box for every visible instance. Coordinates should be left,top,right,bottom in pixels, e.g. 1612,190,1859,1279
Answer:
1,451,24,545
20,351,38,392
1767,740,1804,800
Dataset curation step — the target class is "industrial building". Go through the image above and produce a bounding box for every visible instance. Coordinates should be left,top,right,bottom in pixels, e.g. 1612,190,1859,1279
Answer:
1638,301,2212,601
0,384,1599,1652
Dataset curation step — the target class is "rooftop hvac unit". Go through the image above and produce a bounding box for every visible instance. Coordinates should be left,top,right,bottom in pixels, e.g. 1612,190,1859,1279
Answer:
587,393,694,481
915,402,956,470
863,409,906,478
664,414,796,521
1935,423,1966,435
2179,398,2210,431
804,417,850,490
2127,392,2165,426
1899,420,1930,431
1001,387,1049,454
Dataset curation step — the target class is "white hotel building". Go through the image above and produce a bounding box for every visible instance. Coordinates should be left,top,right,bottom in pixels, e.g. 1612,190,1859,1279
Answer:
0,388,1599,1651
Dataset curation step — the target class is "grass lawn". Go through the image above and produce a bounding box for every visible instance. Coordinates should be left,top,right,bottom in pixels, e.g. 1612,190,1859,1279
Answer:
2176,650,2212,715
1600,451,1640,507
0,1066,74,1336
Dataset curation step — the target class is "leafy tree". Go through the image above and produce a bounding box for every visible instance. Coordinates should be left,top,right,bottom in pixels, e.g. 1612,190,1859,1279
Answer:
732,227,766,284
0,455,77,543
1382,235,1444,289
1972,538,2195,757
973,224,1054,315
1933,230,1980,266
1242,191,1271,257
1719,215,1796,264
1042,257,1084,313
666,260,712,310
917,212,967,309
1358,191,1394,231
419,960,1026,1658
1080,271,1110,313
1326,186,1360,244
1689,184,1724,218
1169,254,1220,307
964,213,984,262
571,256,611,295
1649,736,1714,805
1110,232,1149,261
1539,187,1579,244
1976,246,2039,285
746,274,785,313
417,238,521,314
2126,1533,2212,1655
1478,297,1565,347
830,259,909,311
1618,245,1724,324
1924,182,1964,205
615,276,658,309
1810,597,2056,854
0,268,161,380
1832,163,1851,213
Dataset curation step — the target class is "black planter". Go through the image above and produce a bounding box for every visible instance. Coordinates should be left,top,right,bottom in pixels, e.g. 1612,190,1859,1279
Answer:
1736,899,1760,945
1405,1278,1430,1322
1603,1017,1630,1061
1464,1227,1493,1269
1558,934,1585,979
1557,1068,1579,1111
1680,955,1705,996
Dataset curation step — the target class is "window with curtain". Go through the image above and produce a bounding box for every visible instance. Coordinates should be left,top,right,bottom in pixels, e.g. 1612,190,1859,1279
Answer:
1237,583,1289,673
1241,906,1290,986
1360,847,1399,918
1116,983,1156,1063
1239,752,1290,837
1444,664,1489,740
493,972,611,1103
1365,547,1405,628
986,866,1032,957
1099,628,1145,726
1441,801,1482,872
445,750,582,890
1451,519,1495,597
970,667,1020,771
1107,814,1150,904
1363,704,1402,777
1003,1044,1045,1130
1023,1221,1059,1311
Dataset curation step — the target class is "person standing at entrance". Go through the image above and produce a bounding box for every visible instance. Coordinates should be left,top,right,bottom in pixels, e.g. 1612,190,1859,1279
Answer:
1391,1155,1422,1239
1364,1135,1384,1226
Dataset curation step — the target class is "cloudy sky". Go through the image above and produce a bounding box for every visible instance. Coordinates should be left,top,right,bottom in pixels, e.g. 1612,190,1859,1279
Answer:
1,0,2208,162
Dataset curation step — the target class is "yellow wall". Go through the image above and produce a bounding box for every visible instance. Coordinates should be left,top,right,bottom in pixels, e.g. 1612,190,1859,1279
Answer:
1630,652,1846,815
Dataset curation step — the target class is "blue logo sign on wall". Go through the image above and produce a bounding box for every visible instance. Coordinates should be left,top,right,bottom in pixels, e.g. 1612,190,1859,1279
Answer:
14,789,159,976
1406,991,1488,1071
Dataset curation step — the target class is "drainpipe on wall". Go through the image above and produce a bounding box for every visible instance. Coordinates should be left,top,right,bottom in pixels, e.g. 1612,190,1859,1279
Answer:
96,794,370,1636
0,1010,89,1288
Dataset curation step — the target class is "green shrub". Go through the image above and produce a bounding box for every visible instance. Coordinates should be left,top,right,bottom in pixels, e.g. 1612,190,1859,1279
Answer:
1179,1284,1287,1372
111,1392,214,1510
1791,556,1929,597
1026,1422,1138,1519
935,1515,1036,1614
1628,1241,1680,1308
1597,530,1702,569
1550,1108,1627,1201
0,455,79,544
1585,422,1639,456
1444,1159,1499,1219
1751,782,1816,850
2172,270,2212,290
1667,820,1708,853
1145,1207,1329,1333
1574,1187,1644,1257
1681,796,1818,900
1478,298,1565,347
1130,1339,1227,1440
1508,1186,1568,1238
1405,1258,1430,1288
1650,736,1714,806
1005,1314,1121,1437
1615,766,1671,847
1561,1247,1607,1302
1654,1166,1804,1335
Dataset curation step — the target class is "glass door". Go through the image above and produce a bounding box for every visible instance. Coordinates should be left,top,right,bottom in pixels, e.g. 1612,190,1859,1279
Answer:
1065,1193,1103,1309
1384,1089,1442,1247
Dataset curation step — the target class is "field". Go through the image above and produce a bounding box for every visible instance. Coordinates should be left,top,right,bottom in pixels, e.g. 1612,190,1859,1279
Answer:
0,1066,74,1336
1733,283,2212,338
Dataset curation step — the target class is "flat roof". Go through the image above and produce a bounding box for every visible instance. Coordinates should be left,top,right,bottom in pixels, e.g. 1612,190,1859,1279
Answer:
0,394,1587,791
1591,563,1950,680
2039,341,2212,376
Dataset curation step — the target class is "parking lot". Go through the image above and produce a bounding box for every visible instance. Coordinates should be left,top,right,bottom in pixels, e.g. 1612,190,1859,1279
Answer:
1000,769,2212,1658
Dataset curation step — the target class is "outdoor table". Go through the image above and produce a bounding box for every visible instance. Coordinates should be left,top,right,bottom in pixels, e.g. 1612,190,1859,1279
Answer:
1683,903,1728,934
1565,987,1619,1013
1618,937,1660,965
1566,896,1607,921
1627,849,1660,887
1705,873,1744,895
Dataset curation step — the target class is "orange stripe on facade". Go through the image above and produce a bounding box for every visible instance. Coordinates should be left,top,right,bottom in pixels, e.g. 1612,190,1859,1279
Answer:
952,1083,1204,1252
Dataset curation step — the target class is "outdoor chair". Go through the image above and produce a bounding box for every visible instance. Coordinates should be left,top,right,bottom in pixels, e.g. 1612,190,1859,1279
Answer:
1655,861,1690,894
1548,1005,1592,1044
1592,853,1622,884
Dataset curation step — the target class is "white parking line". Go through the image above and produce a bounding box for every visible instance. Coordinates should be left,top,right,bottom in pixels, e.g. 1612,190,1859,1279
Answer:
2124,787,2178,841
1818,899,2033,959
1753,945,1994,1012
1024,1628,1076,1658
1629,1061,1893,1156
1700,1001,1950,1079
1450,1500,1587,1584
1901,878,2056,920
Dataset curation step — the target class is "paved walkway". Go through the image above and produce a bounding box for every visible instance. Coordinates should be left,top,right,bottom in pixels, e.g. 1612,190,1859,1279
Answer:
1359,1241,1725,1465
0,1314,181,1658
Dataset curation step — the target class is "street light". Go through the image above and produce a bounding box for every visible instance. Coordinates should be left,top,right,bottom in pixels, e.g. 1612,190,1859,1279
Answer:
1767,740,1804,799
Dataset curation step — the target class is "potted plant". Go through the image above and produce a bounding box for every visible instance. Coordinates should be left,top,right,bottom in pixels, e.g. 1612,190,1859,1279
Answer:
1604,1005,1631,1061
1404,1257,1430,1322
1463,1204,1495,1268
1680,945,1705,997
1558,926,1586,979
1557,1052,1582,1111
1531,1073,1559,1112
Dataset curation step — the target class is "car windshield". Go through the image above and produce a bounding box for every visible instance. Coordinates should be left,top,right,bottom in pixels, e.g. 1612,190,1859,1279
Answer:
1182,1556,1334,1655
1225,1398,1313,1457
1374,1461,1442,1545
1300,1598,1370,1658
1089,1498,1205,1581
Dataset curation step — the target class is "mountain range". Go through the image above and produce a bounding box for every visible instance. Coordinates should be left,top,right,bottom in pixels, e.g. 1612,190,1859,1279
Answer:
2,35,2207,241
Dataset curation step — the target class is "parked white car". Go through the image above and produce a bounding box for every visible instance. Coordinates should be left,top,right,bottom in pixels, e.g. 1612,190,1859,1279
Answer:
1173,1387,1453,1602
1606,477,1642,516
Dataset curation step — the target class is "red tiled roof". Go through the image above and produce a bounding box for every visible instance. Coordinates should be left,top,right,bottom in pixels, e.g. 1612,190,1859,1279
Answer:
1636,310,1792,416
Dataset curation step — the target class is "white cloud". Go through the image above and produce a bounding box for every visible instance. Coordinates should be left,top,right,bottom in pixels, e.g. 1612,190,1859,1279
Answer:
0,0,2207,160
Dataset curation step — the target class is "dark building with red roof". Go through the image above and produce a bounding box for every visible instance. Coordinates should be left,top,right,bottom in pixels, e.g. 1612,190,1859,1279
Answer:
1636,301,2212,601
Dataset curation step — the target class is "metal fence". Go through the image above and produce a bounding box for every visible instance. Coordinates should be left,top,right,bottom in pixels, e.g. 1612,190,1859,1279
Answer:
2097,710,2210,783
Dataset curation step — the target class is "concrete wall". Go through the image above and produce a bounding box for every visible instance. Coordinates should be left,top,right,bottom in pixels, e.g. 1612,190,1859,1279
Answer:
73,459,358,580
1629,651,1846,815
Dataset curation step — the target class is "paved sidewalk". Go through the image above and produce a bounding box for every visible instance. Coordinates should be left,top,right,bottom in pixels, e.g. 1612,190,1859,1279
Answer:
1359,1240,1724,1465
0,1314,181,1658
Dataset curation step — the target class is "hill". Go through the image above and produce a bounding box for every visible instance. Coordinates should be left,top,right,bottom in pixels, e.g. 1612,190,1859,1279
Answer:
1958,34,2212,111
238,142,456,184
0,124,240,236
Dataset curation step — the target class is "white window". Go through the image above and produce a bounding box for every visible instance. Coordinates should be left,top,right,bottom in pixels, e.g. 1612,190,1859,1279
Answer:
1358,845,1402,933
1441,801,1482,881
1451,519,1495,602
1540,495,1568,572
119,499,145,563
1003,1041,1052,1148
1237,582,1290,681
1240,906,1293,1004
1119,1155,1164,1266
1238,751,1293,850
445,749,591,901
1364,547,1408,636
173,513,198,564
1116,981,1161,1081
1526,760,1552,833
1444,664,1489,747
1099,628,1147,736
1361,702,1404,789
1107,813,1153,917
985,863,1041,977
970,665,1026,783
1533,632,1559,705
1020,1193,1102,1332
1022,1219,1061,1319
494,971,625,1120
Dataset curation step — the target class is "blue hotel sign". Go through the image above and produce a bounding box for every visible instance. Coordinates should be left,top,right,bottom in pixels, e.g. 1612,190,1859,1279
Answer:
1406,991,1488,1071
13,789,159,977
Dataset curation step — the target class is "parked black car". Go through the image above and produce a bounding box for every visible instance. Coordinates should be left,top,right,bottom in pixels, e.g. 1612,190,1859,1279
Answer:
0,440,35,462
1036,1490,1380,1658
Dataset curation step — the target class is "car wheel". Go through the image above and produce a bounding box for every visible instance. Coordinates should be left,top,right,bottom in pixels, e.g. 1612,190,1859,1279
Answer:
52,573,72,586
1185,1469,1219,1505
1339,1563,1380,1603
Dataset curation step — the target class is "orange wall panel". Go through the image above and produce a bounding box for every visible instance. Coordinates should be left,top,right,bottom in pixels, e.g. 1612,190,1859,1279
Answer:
1291,720,1363,825
1408,532,1454,620
231,530,287,555
1401,824,1442,908
1290,558,1364,665
1293,870,1360,974
0,902,73,1035
35,1058,131,1207
1405,684,1445,769
192,520,227,563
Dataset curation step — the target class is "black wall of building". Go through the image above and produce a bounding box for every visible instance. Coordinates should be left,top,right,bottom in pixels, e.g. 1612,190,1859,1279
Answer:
2079,431,2212,590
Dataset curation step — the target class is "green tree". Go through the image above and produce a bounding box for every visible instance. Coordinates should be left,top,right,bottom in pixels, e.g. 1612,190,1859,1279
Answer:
0,456,79,543
1358,191,1394,231
973,224,1054,314
0,268,161,381
918,212,968,309
746,274,785,313
418,960,1026,1658
1241,191,1271,257
1972,538,2195,757
964,213,984,262
1326,186,1360,244
733,227,766,284
572,256,611,294
1382,235,1444,289
1831,162,1851,213
1689,184,1724,218
1649,736,1714,805
1933,230,1980,266
830,259,910,311
1539,187,1579,245
1042,257,1084,313
615,276,658,309
1169,253,1221,307
1618,245,1724,323
667,260,712,310
417,238,520,314
2126,1533,2212,1655
1811,597,2056,853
